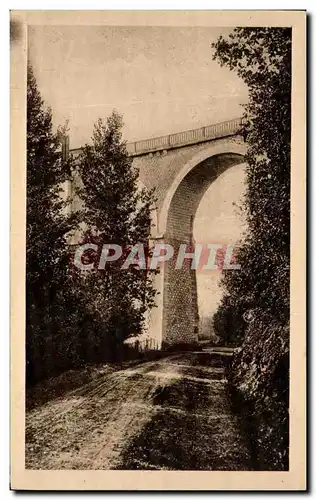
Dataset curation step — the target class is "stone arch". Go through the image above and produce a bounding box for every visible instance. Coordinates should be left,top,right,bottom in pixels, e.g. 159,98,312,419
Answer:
159,142,247,236
159,142,247,346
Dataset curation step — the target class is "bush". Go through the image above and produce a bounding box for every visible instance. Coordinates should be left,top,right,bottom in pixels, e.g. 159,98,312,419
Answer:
228,319,289,470
212,297,245,346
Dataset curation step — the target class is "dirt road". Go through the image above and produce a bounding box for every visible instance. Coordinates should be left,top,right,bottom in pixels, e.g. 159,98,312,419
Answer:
25,349,253,470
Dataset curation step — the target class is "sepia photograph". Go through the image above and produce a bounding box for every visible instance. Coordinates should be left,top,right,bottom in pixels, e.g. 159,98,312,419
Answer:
10,10,306,490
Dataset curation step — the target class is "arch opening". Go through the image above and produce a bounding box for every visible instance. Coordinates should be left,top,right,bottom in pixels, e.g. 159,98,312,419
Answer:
161,152,246,346
193,162,247,342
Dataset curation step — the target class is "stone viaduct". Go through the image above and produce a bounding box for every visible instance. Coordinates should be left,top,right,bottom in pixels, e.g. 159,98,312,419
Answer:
66,117,247,347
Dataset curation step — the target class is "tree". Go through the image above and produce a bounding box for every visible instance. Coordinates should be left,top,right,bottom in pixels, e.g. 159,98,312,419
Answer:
212,27,291,333
212,296,245,346
212,28,291,470
26,64,79,383
76,111,157,360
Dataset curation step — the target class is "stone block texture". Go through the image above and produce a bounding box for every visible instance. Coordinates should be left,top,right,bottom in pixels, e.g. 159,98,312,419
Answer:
69,133,246,347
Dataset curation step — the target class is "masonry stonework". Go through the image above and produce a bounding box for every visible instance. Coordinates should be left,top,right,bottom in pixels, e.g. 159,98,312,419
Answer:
68,119,247,347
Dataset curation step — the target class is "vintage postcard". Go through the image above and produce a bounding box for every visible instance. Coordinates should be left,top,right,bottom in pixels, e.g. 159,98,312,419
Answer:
10,10,306,490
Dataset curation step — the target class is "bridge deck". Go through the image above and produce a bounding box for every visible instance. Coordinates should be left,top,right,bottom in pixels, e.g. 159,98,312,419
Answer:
69,117,245,158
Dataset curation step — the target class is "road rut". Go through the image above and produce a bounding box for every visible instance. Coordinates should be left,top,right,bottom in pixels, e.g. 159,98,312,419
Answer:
26,349,252,470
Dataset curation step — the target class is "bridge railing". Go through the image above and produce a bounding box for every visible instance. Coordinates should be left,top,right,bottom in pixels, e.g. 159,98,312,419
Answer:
68,117,244,158
126,117,244,156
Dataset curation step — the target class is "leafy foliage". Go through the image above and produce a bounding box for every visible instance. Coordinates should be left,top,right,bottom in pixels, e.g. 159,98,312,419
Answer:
26,68,156,383
229,319,289,470
212,27,291,337
26,64,81,383
212,296,245,346
73,112,157,359
212,28,291,469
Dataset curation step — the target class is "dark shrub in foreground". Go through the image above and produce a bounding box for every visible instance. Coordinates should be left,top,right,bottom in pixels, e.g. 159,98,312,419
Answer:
228,320,289,470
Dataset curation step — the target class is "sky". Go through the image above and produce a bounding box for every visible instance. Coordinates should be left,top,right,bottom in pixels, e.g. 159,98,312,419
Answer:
193,164,247,320
29,25,247,332
28,25,248,148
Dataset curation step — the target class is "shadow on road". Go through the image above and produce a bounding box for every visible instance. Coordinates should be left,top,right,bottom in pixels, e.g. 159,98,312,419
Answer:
115,367,253,470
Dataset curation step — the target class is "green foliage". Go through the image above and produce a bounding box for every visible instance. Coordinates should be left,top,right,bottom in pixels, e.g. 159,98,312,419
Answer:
26,64,80,383
212,27,291,337
74,111,157,357
229,320,289,470
27,64,74,285
212,296,245,346
212,28,291,469
26,68,157,382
